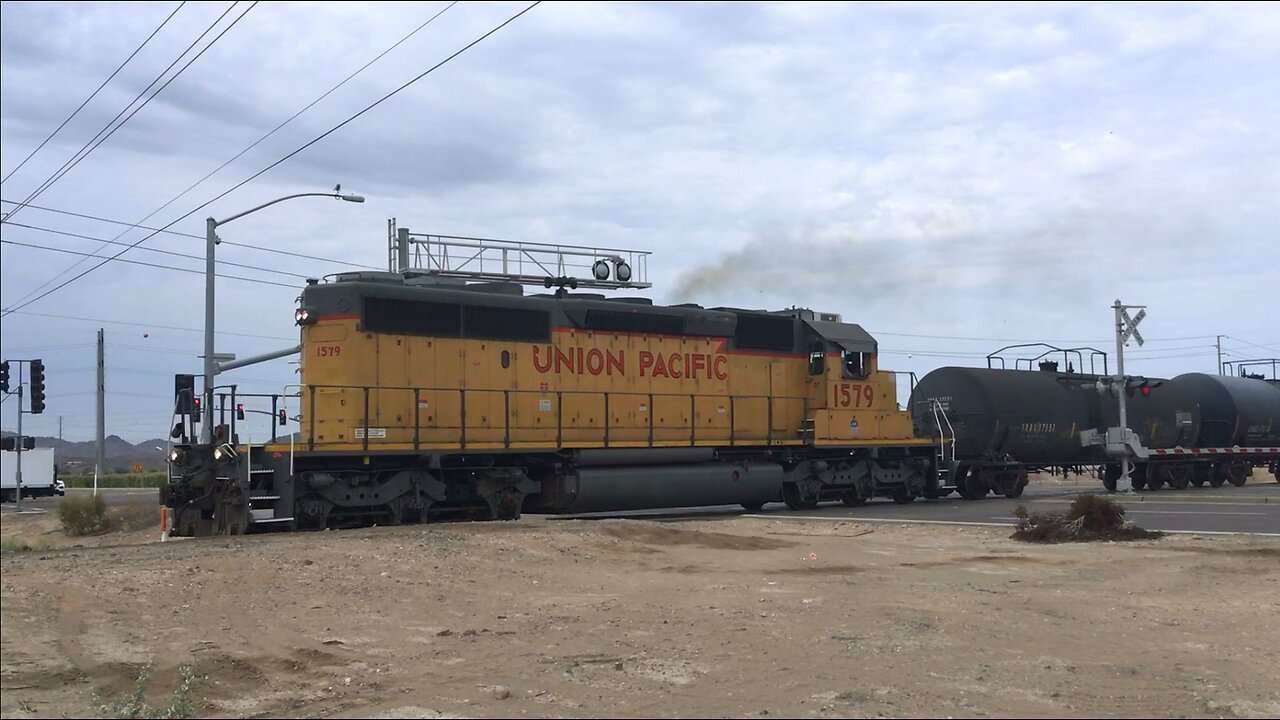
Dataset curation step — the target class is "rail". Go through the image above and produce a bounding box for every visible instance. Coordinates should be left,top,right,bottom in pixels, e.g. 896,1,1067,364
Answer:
299,384,808,451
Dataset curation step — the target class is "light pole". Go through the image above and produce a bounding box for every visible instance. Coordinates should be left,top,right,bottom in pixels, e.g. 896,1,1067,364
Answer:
203,191,364,443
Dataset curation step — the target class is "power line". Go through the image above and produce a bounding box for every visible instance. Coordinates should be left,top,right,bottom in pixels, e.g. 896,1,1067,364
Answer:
4,220,315,280
2,3,257,227
0,198,384,270
0,2,452,292
1,238,299,288
0,3,187,187
2,309,295,341
1,1,539,315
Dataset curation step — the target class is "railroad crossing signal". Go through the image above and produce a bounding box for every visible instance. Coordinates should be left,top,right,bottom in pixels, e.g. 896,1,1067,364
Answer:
1121,308,1146,346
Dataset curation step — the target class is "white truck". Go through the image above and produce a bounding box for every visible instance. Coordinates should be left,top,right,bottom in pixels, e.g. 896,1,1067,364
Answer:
1,448,63,502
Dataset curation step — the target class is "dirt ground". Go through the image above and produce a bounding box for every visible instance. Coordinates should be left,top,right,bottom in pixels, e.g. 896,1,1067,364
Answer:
2,499,1278,719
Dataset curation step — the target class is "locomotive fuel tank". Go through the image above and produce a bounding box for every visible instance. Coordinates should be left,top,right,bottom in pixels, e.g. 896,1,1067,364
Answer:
910,367,1093,464
1172,373,1280,447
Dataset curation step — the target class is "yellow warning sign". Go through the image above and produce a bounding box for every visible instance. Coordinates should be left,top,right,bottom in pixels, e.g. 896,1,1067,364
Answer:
133,462,143,474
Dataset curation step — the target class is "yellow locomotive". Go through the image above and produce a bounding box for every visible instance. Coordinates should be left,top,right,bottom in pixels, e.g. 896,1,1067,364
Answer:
164,240,939,536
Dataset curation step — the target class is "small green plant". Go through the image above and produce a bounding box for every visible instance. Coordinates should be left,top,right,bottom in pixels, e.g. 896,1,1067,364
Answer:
57,495,111,536
94,661,201,719
1,538,34,553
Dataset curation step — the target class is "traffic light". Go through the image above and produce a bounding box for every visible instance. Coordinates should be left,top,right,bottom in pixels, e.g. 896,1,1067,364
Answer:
23,437,35,450
0,361,9,392
1124,376,1163,398
236,403,245,420
192,396,203,423
0,437,13,451
174,374,195,413
29,359,45,414
278,409,287,426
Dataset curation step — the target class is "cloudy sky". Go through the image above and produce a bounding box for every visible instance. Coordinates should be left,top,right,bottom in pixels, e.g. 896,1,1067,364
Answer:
2,1,1277,443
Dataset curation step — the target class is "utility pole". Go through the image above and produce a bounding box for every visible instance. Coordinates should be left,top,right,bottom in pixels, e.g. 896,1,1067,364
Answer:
15,382,23,513
1216,335,1225,375
95,329,104,497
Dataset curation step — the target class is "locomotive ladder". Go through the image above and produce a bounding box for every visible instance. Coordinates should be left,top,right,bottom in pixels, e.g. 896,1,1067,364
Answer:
931,400,957,488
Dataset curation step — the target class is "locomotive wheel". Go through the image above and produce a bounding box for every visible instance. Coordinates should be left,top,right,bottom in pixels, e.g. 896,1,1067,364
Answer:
1102,476,1117,492
1144,475,1165,491
840,492,867,507
783,483,818,511
892,488,916,504
1130,475,1147,491
1189,476,1205,487
741,502,765,512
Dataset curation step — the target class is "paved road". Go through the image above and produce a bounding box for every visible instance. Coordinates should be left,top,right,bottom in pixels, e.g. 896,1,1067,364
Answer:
0,487,157,514
562,479,1280,536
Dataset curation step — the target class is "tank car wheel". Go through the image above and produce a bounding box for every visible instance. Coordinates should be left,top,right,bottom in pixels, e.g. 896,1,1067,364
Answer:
1166,466,1190,490
1210,463,1229,488
741,502,766,512
960,476,987,501
1001,468,1028,499
840,492,867,507
1103,464,1121,492
783,483,819,511
1226,464,1249,487
892,488,916,505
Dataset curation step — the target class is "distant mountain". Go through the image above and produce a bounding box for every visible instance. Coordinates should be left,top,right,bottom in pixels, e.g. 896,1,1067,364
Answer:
1,431,170,473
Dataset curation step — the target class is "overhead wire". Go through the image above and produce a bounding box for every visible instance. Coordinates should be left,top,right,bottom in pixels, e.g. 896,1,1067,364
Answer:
1,0,540,317
1,2,254,226
0,1,452,300
3,220,316,280
0,2,187,186
2,309,295,341
1,238,299,288
0,199,384,270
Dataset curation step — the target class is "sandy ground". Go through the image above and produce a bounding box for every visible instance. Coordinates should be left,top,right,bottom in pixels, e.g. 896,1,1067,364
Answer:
2,496,1278,719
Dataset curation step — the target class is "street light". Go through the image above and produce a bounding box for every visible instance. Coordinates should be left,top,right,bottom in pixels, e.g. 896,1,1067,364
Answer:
203,190,364,442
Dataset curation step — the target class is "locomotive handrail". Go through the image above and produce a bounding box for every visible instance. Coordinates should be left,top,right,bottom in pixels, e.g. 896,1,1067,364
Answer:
294,383,807,451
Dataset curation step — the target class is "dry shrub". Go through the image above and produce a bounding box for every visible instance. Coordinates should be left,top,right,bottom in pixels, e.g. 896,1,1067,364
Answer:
57,497,159,536
1012,494,1164,543
58,495,111,536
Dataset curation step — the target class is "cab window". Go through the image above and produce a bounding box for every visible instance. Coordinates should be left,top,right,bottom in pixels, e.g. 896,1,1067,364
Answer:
842,351,865,379
808,343,825,375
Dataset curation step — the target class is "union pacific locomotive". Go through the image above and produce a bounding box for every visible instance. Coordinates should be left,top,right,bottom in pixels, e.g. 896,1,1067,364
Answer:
163,270,941,536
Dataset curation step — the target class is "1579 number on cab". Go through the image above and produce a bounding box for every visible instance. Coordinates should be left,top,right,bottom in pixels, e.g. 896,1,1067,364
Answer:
316,345,341,357
833,383,874,408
